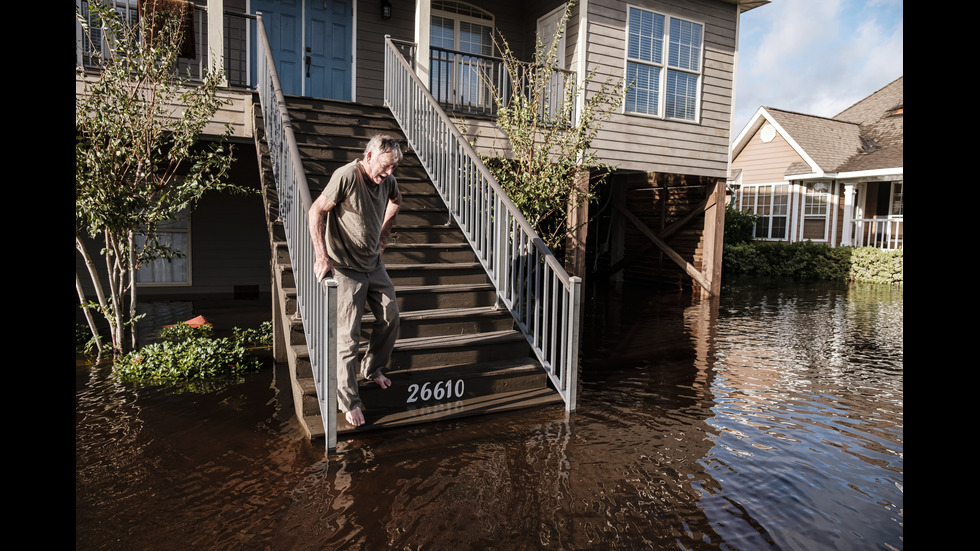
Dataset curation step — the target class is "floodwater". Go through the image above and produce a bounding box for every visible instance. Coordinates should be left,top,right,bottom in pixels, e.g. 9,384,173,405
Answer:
76,279,903,550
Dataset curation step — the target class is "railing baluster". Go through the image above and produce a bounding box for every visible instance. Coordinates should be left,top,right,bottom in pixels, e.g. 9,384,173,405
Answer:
850,217,903,250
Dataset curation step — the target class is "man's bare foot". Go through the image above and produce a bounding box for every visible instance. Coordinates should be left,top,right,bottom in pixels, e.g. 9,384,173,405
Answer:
345,407,365,427
373,372,391,389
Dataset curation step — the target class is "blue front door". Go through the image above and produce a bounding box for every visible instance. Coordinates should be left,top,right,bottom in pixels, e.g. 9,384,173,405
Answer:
253,0,352,100
306,0,352,100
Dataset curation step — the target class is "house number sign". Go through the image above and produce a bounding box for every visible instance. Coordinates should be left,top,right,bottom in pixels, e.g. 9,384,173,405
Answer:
406,379,466,404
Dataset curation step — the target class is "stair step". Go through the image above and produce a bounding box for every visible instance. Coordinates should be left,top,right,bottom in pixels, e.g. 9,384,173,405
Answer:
400,192,447,210
387,330,530,370
340,358,560,433
364,305,514,339
395,282,498,311
339,387,563,434
383,242,475,264
293,355,561,438
303,387,564,439
395,208,453,226
397,178,444,194
390,225,467,244
304,173,431,197
385,262,488,286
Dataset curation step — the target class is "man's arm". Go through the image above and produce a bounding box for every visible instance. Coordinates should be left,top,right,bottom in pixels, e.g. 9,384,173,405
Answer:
308,194,336,280
378,191,402,252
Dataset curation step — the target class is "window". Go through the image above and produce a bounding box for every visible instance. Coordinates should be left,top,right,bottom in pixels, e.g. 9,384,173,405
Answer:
740,184,788,240
802,182,831,241
78,0,140,68
625,6,703,121
429,2,495,111
890,181,903,217
136,211,191,285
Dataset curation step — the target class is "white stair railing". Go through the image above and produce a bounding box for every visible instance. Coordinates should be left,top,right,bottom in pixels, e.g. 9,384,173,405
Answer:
384,37,581,412
256,15,339,450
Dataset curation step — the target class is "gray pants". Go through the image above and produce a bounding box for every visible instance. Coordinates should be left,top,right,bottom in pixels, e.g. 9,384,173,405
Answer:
333,266,400,412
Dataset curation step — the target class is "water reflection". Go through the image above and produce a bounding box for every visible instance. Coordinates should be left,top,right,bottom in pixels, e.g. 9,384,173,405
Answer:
76,280,902,550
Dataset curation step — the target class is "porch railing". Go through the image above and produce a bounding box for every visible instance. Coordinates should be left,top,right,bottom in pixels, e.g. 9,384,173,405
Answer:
76,1,255,89
851,217,903,250
429,45,575,124
385,37,581,412
256,15,339,450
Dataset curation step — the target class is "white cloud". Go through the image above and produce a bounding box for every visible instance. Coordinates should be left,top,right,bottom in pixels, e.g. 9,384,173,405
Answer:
732,0,903,138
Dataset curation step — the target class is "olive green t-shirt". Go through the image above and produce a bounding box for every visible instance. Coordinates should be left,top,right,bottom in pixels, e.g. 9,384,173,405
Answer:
321,160,400,272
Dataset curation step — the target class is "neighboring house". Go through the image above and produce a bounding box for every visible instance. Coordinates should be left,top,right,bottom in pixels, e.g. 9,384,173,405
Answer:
76,0,770,303
729,76,904,249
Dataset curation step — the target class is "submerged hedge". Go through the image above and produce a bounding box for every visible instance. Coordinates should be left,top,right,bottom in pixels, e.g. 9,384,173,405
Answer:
113,322,272,389
723,241,903,285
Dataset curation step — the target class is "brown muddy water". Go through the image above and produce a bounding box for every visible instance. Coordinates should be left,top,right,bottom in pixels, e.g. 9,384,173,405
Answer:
75,280,903,550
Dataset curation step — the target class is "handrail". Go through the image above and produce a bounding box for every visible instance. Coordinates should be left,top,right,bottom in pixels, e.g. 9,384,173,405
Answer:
851,217,904,250
255,15,339,450
384,36,581,412
428,44,576,122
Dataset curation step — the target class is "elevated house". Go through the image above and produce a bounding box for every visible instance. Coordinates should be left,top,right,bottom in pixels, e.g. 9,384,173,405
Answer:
76,0,768,448
729,76,904,249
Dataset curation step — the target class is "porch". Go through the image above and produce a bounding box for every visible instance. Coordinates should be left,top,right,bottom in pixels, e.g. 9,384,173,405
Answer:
845,180,904,250
733,179,904,250
850,217,903,250
75,1,574,123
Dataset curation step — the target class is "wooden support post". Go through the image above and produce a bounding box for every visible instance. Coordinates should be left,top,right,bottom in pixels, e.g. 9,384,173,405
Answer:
700,179,726,299
564,169,590,280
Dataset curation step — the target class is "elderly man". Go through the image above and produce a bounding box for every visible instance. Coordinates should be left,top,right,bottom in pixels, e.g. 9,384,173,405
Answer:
308,134,404,427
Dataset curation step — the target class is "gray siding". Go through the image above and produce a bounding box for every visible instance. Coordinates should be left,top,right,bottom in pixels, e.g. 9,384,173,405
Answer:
355,0,416,106
179,149,270,296
584,0,737,178
350,0,738,179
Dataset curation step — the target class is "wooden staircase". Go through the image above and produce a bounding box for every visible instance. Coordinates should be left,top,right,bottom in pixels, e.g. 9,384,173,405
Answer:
253,97,563,440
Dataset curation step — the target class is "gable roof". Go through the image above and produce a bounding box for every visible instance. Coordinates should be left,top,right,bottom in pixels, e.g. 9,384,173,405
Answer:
834,77,903,175
731,76,903,179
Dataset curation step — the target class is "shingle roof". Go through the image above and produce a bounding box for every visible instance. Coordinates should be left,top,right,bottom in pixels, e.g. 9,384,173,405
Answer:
738,77,903,178
765,108,861,175
834,77,903,173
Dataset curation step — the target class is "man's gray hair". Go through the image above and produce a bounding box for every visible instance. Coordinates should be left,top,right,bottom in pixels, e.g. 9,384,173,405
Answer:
365,134,404,163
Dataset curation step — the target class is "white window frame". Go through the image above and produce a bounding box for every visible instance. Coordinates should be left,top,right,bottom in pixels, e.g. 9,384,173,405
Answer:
78,0,141,68
739,183,789,241
430,1,494,55
889,181,903,218
136,210,192,287
429,2,495,108
800,181,832,242
623,5,704,122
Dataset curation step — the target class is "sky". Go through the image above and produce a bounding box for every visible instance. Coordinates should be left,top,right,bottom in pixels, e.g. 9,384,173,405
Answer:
731,0,904,141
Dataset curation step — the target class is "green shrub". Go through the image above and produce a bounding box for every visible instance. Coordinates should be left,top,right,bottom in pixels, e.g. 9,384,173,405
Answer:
115,337,262,381
849,247,903,285
724,204,757,245
723,241,901,284
234,321,273,348
114,321,270,388
158,322,213,342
